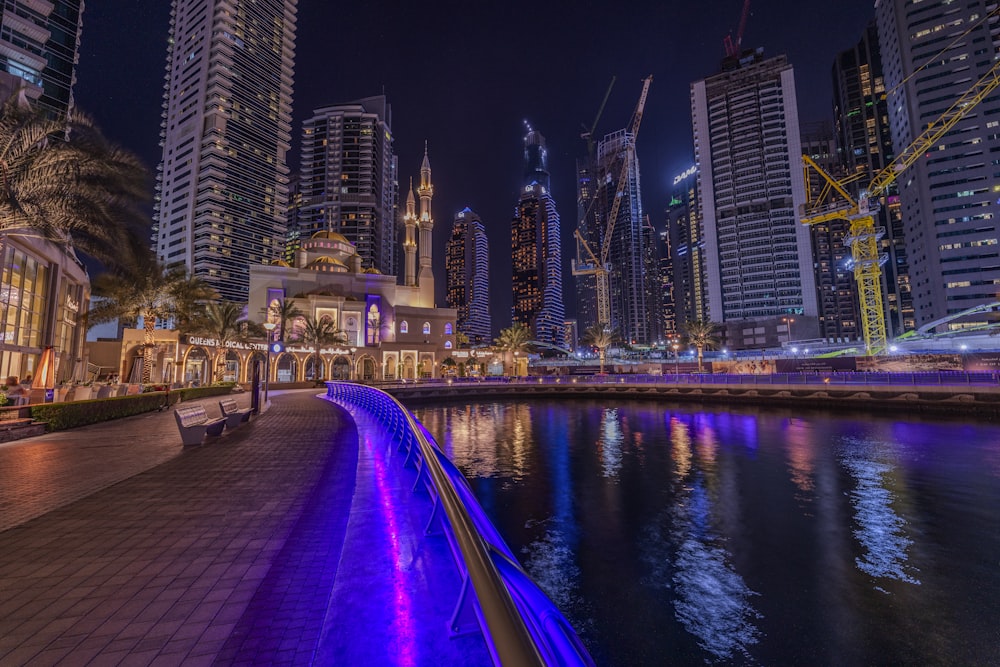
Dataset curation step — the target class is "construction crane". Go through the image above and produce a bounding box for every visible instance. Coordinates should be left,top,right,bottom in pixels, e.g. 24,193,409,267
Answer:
581,76,616,163
572,75,652,328
802,56,1000,356
723,0,751,57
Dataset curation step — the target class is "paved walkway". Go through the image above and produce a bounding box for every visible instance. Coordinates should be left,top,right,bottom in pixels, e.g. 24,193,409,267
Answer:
0,389,486,665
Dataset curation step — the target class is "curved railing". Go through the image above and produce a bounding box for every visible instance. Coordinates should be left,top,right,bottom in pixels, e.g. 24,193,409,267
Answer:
324,381,594,667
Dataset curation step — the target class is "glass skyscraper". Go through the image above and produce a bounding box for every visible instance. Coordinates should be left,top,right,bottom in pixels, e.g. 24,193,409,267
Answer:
512,127,564,348
445,208,490,345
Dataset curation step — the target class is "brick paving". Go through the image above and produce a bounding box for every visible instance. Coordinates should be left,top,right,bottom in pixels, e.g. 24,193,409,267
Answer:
0,389,490,666
0,392,357,665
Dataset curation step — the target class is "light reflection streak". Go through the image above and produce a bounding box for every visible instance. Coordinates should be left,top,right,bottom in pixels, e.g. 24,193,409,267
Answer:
650,416,762,661
785,420,816,499
840,437,921,586
598,408,623,478
365,431,419,666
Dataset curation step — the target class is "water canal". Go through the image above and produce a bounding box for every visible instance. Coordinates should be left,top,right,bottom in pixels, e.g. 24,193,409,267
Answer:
411,399,1000,665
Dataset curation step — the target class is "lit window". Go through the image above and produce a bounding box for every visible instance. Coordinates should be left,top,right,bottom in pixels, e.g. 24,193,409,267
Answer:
444,323,453,335
422,322,431,335
400,321,408,334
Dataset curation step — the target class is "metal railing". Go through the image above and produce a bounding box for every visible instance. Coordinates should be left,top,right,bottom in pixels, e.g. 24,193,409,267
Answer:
324,381,594,667
372,370,1000,389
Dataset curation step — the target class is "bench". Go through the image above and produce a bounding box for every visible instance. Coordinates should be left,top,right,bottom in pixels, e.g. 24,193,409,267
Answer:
219,398,252,430
174,404,226,446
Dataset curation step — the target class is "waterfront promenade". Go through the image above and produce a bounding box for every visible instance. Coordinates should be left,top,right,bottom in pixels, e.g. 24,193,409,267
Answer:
0,389,487,666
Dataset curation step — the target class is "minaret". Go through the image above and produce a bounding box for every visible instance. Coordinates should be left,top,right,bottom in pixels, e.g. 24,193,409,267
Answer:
417,142,435,305
403,178,418,286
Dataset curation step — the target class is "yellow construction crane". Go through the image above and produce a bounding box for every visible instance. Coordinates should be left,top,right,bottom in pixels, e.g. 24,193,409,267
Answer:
572,75,652,327
802,57,1000,356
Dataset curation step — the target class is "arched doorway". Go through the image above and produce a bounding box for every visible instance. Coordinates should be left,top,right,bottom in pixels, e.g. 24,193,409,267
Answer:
361,357,375,381
402,354,415,380
275,353,297,383
331,357,350,380
185,348,210,386
220,350,240,383
305,356,326,381
247,352,266,383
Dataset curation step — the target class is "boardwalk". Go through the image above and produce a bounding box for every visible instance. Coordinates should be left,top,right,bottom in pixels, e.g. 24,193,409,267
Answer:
0,389,487,666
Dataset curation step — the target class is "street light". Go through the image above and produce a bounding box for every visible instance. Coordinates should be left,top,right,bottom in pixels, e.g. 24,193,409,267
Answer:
262,321,277,405
671,342,679,375
350,346,357,380
781,316,796,343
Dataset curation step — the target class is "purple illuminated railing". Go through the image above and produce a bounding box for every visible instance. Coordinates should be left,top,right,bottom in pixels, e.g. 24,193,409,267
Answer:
324,381,594,667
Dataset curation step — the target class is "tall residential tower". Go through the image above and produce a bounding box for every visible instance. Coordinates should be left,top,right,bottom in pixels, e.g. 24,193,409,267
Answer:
691,49,817,348
445,208,491,345
298,96,398,275
153,0,297,302
876,1,999,329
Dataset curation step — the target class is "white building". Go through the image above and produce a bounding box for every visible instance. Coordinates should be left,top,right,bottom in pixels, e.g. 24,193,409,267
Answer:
691,49,818,348
153,0,297,302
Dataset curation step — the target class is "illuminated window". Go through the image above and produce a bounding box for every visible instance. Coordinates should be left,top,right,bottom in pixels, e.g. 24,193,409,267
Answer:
422,322,431,335
400,321,408,334
444,323,453,335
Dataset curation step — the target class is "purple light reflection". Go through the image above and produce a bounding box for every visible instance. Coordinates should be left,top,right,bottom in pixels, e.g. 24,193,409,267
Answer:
364,429,420,666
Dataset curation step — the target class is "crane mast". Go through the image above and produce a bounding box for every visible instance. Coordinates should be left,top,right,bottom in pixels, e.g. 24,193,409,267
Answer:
572,76,652,328
802,56,1000,356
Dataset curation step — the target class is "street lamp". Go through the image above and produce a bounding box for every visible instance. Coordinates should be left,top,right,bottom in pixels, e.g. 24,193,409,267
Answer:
262,321,277,405
349,346,357,380
671,342,679,375
781,316,796,343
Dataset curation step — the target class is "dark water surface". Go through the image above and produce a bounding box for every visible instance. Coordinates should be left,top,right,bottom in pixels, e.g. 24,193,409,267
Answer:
411,399,1000,665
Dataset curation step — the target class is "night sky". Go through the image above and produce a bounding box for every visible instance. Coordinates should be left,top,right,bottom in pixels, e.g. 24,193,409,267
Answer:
75,1,876,332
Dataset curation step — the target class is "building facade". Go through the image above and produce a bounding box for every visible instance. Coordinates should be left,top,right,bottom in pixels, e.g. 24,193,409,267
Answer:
664,166,707,335
832,21,912,337
512,127,564,348
876,1,997,329
153,0,297,302
801,121,861,343
0,0,83,117
298,96,398,275
691,49,818,349
445,208,491,345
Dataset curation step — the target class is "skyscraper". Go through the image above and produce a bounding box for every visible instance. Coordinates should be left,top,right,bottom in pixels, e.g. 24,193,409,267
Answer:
665,165,706,335
876,1,998,328
832,22,912,337
512,126,564,347
691,49,817,348
0,1,83,116
445,208,490,345
801,121,861,343
153,0,297,302
298,96,398,275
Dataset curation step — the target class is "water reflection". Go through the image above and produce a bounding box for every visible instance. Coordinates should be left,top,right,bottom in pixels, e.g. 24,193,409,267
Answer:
657,416,762,661
597,408,623,478
840,437,921,586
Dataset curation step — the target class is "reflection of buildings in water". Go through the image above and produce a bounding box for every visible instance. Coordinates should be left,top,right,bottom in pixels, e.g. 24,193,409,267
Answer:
597,408,623,478
418,403,534,481
648,416,762,661
840,438,921,585
785,419,817,500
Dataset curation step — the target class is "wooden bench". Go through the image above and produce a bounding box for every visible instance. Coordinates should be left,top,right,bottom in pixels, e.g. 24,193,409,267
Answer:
219,398,252,430
174,404,226,446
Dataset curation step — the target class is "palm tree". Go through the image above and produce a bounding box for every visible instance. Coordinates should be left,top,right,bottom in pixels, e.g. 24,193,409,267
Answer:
0,90,150,269
88,257,217,384
189,301,255,381
494,322,533,376
683,319,721,372
295,315,347,381
263,299,304,341
582,323,619,375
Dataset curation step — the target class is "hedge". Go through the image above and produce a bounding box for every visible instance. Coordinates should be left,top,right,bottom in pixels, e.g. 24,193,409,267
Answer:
30,385,236,431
